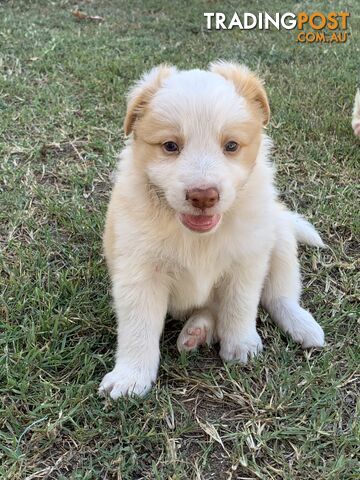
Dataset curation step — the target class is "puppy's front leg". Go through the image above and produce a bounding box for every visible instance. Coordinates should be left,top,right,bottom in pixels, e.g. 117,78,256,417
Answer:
217,260,268,363
99,267,168,399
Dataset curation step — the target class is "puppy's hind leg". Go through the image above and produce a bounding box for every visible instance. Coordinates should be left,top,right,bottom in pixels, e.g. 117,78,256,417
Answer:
177,308,217,352
261,223,325,349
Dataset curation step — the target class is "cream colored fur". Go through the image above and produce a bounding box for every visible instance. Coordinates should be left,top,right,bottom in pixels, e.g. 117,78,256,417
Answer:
99,62,325,399
352,89,360,136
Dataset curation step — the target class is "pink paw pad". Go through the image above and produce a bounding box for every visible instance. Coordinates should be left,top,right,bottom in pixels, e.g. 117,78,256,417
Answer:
183,327,207,348
177,312,215,353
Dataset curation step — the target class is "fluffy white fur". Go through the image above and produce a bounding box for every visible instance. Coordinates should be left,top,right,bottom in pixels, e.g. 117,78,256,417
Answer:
99,62,325,399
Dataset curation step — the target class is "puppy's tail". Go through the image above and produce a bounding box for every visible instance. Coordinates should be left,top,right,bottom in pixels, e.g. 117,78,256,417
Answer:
286,212,324,247
352,89,360,136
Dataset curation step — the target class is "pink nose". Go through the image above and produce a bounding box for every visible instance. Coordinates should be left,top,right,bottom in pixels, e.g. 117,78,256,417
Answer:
186,187,220,210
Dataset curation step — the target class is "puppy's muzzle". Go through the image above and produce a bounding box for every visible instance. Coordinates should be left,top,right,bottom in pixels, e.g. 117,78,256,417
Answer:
186,187,219,210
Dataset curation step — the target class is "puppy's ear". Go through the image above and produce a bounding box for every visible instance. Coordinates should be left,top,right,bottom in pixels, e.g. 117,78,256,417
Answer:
209,61,270,126
124,65,177,136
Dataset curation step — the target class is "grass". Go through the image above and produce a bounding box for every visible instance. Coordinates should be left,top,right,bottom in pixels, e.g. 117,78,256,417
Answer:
1,0,359,478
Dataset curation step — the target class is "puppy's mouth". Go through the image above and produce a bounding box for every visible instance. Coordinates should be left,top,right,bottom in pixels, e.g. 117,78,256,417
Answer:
179,213,222,233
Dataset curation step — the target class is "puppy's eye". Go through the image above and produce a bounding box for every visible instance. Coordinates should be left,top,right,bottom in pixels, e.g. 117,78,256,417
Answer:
224,141,239,153
162,141,179,153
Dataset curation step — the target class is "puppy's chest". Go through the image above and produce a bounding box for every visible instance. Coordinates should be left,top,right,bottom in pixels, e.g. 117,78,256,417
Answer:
167,257,226,314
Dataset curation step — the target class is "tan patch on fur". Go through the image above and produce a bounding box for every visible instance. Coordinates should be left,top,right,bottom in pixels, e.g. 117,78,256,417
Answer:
220,118,262,169
124,65,176,136
131,112,183,171
239,135,262,169
210,61,270,126
220,120,258,147
135,112,184,147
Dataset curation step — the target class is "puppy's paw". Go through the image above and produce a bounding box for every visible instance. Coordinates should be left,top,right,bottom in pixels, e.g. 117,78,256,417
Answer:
269,298,325,349
287,308,325,349
177,312,215,352
99,365,154,399
219,329,263,364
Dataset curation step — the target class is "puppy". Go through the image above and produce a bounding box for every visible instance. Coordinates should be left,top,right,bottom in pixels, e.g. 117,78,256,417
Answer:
99,62,325,399
352,88,360,136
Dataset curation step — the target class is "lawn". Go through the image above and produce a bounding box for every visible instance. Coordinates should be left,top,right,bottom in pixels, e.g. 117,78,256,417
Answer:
1,0,359,479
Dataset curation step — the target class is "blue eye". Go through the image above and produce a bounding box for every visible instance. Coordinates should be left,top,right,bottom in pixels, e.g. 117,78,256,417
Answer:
224,141,239,152
163,141,179,153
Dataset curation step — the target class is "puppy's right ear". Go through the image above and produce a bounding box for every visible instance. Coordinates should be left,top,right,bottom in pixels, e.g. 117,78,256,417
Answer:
124,65,177,136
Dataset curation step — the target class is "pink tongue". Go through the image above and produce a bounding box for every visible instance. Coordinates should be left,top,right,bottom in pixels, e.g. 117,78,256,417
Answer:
180,214,221,232
185,215,214,226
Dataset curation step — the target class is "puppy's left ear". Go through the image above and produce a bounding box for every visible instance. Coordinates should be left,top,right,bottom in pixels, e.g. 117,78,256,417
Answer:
124,64,177,136
209,61,270,126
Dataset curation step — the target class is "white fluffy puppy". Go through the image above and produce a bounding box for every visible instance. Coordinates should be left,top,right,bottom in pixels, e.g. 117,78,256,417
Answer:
99,62,325,399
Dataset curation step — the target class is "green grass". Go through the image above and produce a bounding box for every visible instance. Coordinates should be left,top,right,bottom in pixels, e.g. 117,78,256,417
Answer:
1,0,359,478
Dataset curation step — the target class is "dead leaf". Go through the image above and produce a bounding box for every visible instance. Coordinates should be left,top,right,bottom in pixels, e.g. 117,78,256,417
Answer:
196,418,229,456
71,10,104,22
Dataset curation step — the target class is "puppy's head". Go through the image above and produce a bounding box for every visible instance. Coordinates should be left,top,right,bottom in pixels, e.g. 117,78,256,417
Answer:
124,61,270,234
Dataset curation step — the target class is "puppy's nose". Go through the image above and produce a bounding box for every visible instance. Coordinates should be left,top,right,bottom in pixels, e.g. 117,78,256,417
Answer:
186,187,219,209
